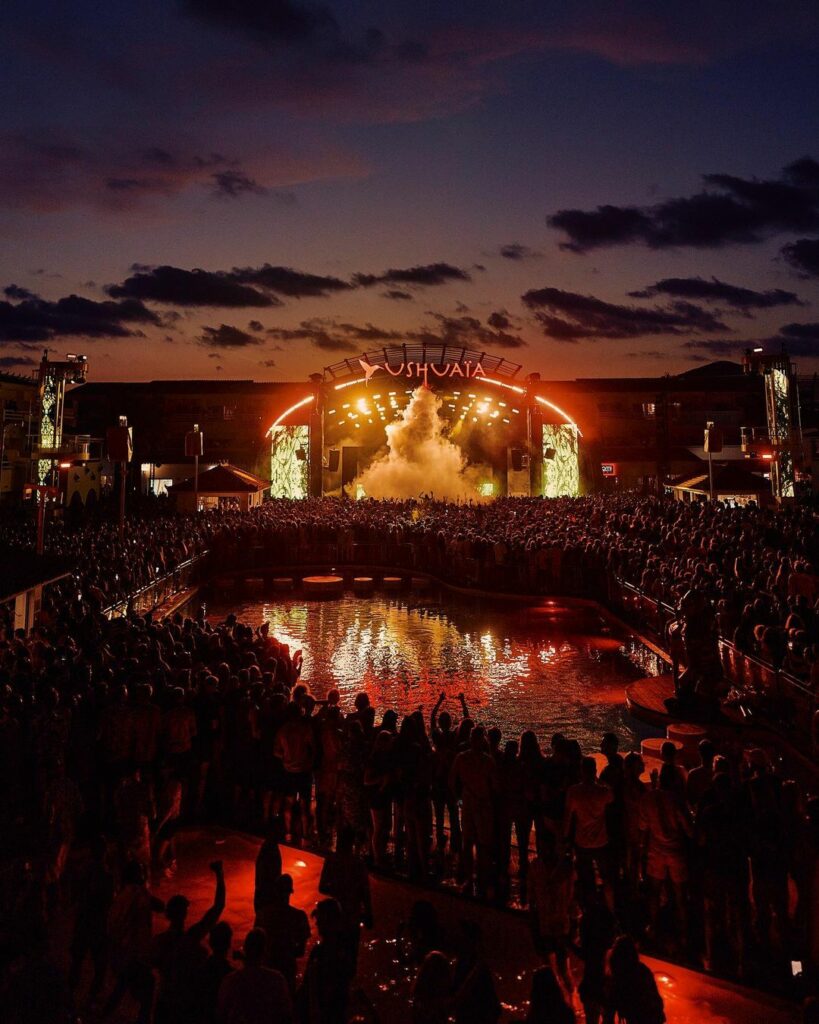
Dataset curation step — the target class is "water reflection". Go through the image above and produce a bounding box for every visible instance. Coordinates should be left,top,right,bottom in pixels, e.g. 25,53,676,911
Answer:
209,591,657,748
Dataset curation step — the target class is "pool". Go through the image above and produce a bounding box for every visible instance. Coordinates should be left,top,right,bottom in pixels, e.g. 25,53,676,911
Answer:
205,588,663,750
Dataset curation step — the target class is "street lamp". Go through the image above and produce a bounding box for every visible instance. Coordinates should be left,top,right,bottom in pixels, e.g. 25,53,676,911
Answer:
185,424,204,512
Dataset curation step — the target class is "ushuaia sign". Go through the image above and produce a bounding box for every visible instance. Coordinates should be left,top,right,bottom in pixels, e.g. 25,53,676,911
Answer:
359,357,486,387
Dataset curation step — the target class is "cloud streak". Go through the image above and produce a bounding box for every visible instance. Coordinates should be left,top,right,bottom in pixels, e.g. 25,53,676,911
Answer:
548,157,819,251
0,294,160,343
522,286,728,341
629,276,803,312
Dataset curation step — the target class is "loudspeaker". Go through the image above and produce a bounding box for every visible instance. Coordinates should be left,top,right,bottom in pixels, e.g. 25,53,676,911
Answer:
543,447,556,461
327,449,340,473
184,430,204,457
106,425,133,462
704,426,723,453
510,448,524,472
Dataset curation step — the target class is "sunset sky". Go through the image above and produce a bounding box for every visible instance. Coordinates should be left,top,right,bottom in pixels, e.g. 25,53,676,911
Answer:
2,1,819,382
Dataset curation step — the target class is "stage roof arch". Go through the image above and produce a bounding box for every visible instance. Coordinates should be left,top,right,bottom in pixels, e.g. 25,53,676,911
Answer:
322,343,523,385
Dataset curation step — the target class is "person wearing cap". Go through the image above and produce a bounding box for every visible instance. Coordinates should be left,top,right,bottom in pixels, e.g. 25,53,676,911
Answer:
218,927,293,1024
151,859,225,1024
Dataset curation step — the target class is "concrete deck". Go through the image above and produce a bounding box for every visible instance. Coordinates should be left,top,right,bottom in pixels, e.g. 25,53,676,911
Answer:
152,827,799,1024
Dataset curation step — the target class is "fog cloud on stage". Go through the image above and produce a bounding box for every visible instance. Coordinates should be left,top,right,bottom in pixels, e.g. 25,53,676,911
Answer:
354,386,484,500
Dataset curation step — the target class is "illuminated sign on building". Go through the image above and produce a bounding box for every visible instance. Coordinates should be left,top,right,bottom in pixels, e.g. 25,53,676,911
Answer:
601,463,618,476
359,357,486,387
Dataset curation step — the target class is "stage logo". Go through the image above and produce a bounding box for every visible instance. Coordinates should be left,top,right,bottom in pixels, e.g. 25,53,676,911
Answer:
359,357,486,386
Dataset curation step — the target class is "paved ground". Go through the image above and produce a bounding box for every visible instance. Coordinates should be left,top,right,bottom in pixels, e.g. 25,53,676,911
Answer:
151,826,799,1024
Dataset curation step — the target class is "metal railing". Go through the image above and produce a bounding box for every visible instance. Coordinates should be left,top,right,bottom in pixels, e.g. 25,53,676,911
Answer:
104,551,209,619
609,577,817,754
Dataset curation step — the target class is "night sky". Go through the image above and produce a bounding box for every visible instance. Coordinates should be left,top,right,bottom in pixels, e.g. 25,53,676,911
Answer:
2,1,819,382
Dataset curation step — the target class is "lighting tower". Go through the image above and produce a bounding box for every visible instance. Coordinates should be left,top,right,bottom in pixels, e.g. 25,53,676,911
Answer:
742,347,803,501
35,350,88,484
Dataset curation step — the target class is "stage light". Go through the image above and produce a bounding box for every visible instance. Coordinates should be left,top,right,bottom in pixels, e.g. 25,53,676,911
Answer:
356,398,370,414
478,481,494,497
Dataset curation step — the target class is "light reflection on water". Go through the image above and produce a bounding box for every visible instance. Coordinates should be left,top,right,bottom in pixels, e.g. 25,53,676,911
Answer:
208,591,660,749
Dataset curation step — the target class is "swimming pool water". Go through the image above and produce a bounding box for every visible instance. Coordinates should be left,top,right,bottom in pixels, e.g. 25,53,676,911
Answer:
206,589,661,751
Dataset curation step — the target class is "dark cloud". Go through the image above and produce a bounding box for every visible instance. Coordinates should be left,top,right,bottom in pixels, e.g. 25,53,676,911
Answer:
266,317,401,353
184,0,426,68
777,321,819,356
498,243,543,261
409,312,525,350
629,276,803,312
487,310,511,330
211,169,267,198
184,0,343,48
4,284,39,301
198,323,263,348
0,294,160,343
0,355,37,368
685,321,819,360
248,319,264,332
232,264,351,298
549,157,819,251
681,339,742,357
381,289,414,301
781,238,819,277
354,262,471,289
522,286,728,341
108,265,277,307
260,358,277,367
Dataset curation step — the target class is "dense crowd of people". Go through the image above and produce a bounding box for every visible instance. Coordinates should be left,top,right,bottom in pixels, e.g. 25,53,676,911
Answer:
1,494,819,1022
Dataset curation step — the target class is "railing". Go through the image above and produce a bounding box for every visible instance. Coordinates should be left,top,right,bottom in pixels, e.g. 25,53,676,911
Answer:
609,577,817,754
104,551,209,619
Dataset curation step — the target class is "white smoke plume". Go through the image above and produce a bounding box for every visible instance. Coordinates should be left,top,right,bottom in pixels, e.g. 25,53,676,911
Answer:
353,386,487,500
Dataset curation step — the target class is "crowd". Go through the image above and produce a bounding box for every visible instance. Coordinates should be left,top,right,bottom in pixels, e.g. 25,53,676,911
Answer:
1,494,819,1022
207,496,819,686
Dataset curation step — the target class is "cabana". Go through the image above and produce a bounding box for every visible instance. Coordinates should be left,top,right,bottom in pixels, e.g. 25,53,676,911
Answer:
170,463,269,512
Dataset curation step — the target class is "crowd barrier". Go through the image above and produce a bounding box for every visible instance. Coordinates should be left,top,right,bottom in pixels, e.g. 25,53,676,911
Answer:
608,578,817,756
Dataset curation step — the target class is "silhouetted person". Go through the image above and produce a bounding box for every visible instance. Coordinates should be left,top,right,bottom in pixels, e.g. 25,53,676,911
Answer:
254,825,283,913
451,921,501,1024
68,834,114,1006
255,873,310,992
319,825,373,966
198,920,234,1024
605,935,665,1024
523,965,574,1024
151,859,225,1024
219,927,293,1024
412,950,452,1024
298,898,355,1024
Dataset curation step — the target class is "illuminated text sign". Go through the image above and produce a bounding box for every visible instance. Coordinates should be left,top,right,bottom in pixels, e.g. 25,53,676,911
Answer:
359,357,486,387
